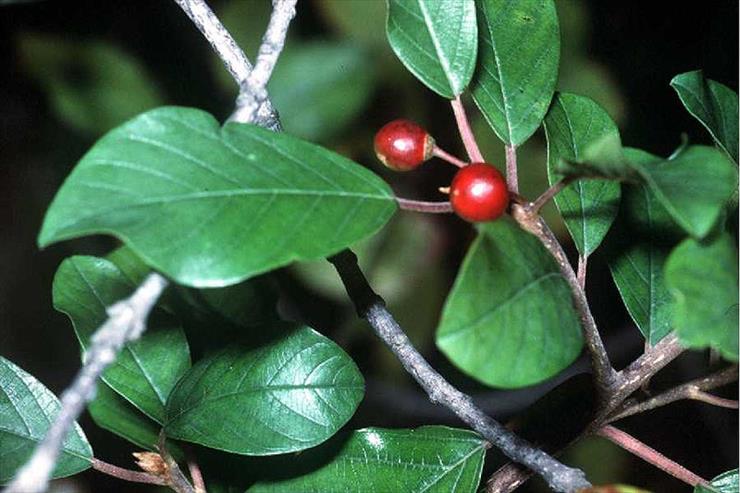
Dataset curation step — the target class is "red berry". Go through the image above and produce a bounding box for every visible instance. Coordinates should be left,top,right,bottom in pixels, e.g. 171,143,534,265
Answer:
450,163,509,222
374,119,435,171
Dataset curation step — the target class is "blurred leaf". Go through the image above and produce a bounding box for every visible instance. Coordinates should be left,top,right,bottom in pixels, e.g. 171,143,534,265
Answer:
198,275,280,328
53,255,191,423
671,70,738,163
544,93,622,257
632,146,737,239
247,426,486,492
18,33,163,135
584,486,652,493
665,233,739,361
38,107,397,288
88,384,160,451
316,0,388,48
106,245,151,286
471,0,559,145
386,0,477,98
436,218,582,388
558,58,626,124
695,469,739,493
607,149,683,345
164,325,364,455
0,357,92,483
269,42,376,141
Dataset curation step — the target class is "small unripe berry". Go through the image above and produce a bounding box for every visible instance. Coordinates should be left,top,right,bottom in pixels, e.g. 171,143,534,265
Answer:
374,119,435,171
450,163,509,222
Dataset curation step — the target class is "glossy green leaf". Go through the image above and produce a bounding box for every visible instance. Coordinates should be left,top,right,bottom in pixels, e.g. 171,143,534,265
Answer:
248,426,486,492
18,33,163,135
269,42,376,141
386,0,477,98
53,255,191,423
631,146,737,239
0,357,92,483
545,93,622,256
88,384,160,451
437,218,582,388
607,149,683,345
665,233,739,361
165,325,364,455
39,107,396,288
471,0,560,145
695,469,739,493
671,71,738,163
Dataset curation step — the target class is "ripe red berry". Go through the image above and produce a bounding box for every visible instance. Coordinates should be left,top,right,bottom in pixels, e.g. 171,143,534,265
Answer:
450,163,509,222
374,119,435,171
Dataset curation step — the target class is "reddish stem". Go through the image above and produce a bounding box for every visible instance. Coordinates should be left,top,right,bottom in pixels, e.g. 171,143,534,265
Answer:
451,96,484,162
91,458,167,486
505,145,518,193
597,426,709,487
432,146,467,168
396,197,453,213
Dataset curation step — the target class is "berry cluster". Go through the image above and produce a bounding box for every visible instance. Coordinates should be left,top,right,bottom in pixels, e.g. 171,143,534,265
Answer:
374,119,509,223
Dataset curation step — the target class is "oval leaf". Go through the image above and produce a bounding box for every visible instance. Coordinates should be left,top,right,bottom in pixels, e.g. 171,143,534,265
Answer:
631,146,737,239
248,426,486,492
386,0,477,98
88,384,160,451
471,0,560,145
606,149,683,345
545,93,622,256
164,325,364,455
38,107,397,287
671,71,738,163
436,218,583,388
665,233,739,361
53,255,191,423
0,357,92,483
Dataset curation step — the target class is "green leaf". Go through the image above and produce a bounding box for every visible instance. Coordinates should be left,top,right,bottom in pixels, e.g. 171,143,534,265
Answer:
164,325,364,455
386,0,477,98
248,426,486,492
545,93,622,256
631,146,737,239
471,0,560,145
436,218,582,388
665,233,739,361
53,255,191,423
39,107,397,288
88,384,160,451
18,33,163,135
607,149,683,345
269,42,376,141
0,357,92,483
671,71,739,163
695,469,739,493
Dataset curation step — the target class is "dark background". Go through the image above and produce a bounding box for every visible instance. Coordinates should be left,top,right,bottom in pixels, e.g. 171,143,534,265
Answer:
0,1,737,492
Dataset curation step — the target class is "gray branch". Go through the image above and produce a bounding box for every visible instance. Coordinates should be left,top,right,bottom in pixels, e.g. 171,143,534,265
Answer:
4,273,169,493
329,250,591,493
173,0,282,130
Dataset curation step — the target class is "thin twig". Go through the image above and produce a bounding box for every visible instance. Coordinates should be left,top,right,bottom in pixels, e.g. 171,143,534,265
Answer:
396,197,453,213
597,425,709,487
577,254,587,291
329,250,590,493
531,177,574,213
159,432,196,493
92,458,168,486
433,146,468,167
505,145,518,193
185,448,207,493
173,0,281,130
4,273,168,493
230,0,297,124
451,96,484,162
608,365,738,422
511,206,617,398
